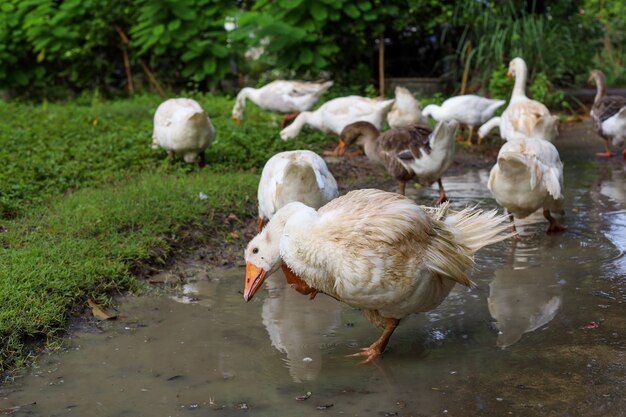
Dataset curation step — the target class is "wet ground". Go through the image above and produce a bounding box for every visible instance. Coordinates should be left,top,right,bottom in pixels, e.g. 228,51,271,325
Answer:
1,123,625,416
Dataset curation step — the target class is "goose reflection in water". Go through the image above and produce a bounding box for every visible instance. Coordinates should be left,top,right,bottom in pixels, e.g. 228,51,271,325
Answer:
488,240,562,348
262,270,342,382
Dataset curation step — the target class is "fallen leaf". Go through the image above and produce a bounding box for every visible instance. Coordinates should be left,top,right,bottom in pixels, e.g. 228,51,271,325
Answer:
580,321,599,330
87,299,117,320
224,213,241,224
316,404,333,410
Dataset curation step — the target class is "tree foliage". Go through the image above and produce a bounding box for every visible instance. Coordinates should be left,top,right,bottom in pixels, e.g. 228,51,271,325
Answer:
0,0,616,97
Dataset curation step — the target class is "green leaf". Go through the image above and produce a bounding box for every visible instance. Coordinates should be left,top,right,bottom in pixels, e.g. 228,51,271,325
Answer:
310,3,327,21
181,50,198,62
299,48,313,64
313,54,328,69
344,4,360,18
279,0,304,8
357,1,372,12
168,20,181,31
211,43,229,58
152,24,164,37
172,4,196,21
363,12,377,21
203,58,216,75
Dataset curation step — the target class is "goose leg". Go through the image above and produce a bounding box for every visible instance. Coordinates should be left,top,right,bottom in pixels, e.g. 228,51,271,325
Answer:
544,209,567,234
595,139,614,158
198,150,206,168
459,126,473,145
508,211,521,240
398,181,406,196
435,179,447,205
455,125,466,143
281,112,300,128
347,318,399,363
167,150,175,161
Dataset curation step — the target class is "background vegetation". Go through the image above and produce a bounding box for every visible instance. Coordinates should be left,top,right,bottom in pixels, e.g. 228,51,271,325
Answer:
0,0,621,99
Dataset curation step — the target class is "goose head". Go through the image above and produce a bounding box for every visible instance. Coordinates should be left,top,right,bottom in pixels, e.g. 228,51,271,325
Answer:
338,121,379,156
421,104,439,119
587,69,605,86
507,57,527,81
243,202,307,301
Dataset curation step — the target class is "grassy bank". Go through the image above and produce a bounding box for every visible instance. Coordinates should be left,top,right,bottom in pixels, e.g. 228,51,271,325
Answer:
0,94,331,218
0,95,335,374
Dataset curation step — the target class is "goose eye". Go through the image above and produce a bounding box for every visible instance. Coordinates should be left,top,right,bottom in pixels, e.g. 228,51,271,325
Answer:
252,248,259,254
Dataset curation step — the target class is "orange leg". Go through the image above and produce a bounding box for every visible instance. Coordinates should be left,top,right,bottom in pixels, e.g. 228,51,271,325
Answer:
459,126,473,145
596,139,614,158
347,318,399,363
455,125,465,143
544,209,567,234
281,112,300,128
435,178,447,205
281,264,318,299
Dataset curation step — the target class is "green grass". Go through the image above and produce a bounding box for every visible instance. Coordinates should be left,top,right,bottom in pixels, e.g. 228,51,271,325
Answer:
0,94,336,374
0,93,333,218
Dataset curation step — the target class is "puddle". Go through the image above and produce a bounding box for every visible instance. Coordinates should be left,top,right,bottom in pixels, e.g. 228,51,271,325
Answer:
2,124,625,416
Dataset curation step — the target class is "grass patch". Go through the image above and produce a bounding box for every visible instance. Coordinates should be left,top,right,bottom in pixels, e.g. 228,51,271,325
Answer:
0,93,333,218
0,170,258,372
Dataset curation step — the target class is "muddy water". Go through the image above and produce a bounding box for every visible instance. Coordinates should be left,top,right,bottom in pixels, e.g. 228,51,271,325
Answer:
2,124,625,416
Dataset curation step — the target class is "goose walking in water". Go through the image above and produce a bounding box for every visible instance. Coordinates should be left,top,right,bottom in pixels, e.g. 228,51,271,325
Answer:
243,189,511,362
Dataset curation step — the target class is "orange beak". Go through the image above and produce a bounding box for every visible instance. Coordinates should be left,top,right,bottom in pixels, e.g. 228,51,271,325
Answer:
507,71,513,81
244,262,267,301
232,116,241,125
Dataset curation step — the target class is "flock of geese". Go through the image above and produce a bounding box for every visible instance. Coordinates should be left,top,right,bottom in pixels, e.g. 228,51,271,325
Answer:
151,56,625,363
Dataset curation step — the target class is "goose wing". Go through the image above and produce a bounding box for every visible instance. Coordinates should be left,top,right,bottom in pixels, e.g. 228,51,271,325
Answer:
594,96,626,123
377,126,432,179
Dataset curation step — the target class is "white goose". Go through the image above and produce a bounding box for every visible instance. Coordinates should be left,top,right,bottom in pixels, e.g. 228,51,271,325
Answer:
387,86,428,128
232,80,333,126
152,98,215,166
479,57,558,143
279,96,395,140
422,95,505,145
244,189,511,362
488,136,566,236
256,150,338,231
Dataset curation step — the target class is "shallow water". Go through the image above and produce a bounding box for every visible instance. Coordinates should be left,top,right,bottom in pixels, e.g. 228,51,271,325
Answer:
2,124,625,416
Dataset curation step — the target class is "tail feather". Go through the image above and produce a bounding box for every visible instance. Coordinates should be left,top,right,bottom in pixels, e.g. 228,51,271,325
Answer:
422,203,512,288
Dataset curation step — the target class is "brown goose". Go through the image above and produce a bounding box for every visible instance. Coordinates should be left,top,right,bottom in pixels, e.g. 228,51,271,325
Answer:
588,70,626,158
336,120,458,202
